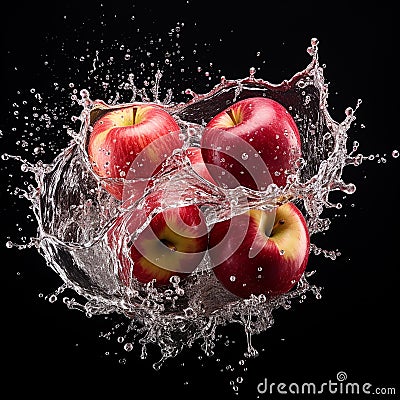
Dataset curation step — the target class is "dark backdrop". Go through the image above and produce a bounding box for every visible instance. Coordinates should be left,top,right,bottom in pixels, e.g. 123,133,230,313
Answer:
1,2,398,398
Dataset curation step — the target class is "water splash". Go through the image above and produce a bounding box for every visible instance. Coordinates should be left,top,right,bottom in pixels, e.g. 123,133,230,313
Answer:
3,38,386,371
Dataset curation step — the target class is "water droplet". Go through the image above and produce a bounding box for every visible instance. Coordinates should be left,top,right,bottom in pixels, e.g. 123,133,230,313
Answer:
258,294,266,303
124,343,133,352
392,150,399,158
311,37,319,46
345,107,353,116
184,307,196,318
170,275,181,284
48,294,57,303
80,89,89,99
21,163,29,172
241,153,248,160
230,275,236,282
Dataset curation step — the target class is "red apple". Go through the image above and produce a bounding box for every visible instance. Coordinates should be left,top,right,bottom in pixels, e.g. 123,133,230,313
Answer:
108,192,209,287
200,96,301,191
208,202,310,299
87,103,182,201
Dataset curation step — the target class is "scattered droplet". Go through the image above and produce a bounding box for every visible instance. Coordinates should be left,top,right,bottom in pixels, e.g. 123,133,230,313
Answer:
124,343,133,352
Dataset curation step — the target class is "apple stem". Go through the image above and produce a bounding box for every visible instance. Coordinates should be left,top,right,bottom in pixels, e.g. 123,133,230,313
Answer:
226,109,237,125
132,107,138,124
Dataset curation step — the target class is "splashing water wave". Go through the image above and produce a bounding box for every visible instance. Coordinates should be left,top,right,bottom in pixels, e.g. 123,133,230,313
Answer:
4,38,367,368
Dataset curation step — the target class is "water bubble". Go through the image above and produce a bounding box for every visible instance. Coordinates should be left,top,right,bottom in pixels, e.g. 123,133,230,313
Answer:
230,275,236,282
48,294,57,303
343,183,356,194
80,89,90,99
124,343,133,352
1,153,9,161
345,107,353,116
170,275,181,285
5,241,13,249
241,153,249,160
392,150,399,158
258,294,267,303
184,307,196,318
311,37,319,46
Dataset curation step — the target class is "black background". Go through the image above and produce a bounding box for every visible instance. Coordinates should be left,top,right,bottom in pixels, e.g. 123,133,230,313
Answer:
1,2,398,398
